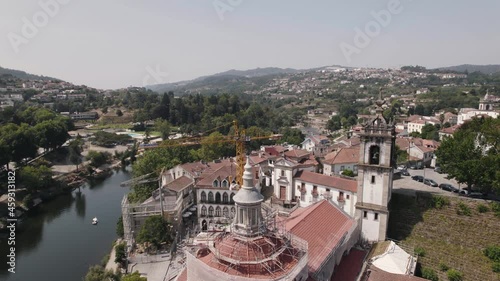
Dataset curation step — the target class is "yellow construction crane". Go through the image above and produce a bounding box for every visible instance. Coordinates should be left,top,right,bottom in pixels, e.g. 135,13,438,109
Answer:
155,120,280,186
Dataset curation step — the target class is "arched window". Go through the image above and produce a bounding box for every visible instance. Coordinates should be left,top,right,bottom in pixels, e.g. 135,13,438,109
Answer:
201,206,207,217
221,180,228,188
223,207,229,217
215,206,221,217
223,192,229,204
200,191,206,203
208,192,214,203
230,193,235,204
213,180,219,187
215,192,221,204
208,206,214,217
231,207,236,214
369,145,380,165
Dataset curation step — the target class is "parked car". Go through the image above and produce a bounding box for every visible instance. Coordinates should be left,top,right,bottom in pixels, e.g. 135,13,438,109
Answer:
424,179,438,187
400,170,410,176
439,183,457,192
468,192,485,199
434,166,443,173
412,175,424,182
398,165,408,170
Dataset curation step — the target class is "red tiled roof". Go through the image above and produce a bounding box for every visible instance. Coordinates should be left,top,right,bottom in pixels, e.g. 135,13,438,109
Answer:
285,200,355,274
163,176,193,192
284,149,311,159
294,171,357,193
175,268,187,281
330,249,367,281
439,124,460,135
365,265,427,281
406,115,422,122
323,147,359,165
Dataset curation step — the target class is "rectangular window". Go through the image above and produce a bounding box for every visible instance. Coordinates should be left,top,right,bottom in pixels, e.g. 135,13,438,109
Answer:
281,170,285,177
363,211,367,218
346,194,350,200
371,175,376,184
340,166,345,171
374,213,379,220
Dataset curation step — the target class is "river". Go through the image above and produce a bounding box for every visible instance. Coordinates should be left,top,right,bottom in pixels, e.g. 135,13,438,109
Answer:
0,169,132,281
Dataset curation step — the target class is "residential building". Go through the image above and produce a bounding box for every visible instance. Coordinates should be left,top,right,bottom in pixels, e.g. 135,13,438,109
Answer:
301,134,331,156
323,147,360,176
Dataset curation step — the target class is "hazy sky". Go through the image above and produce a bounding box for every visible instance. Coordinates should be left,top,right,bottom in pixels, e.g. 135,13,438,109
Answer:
1,0,499,89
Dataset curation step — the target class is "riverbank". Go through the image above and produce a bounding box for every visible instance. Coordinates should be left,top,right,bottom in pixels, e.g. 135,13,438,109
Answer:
0,169,132,281
0,159,125,232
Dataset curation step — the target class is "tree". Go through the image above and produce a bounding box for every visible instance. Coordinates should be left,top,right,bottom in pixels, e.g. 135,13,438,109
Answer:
420,124,439,141
122,272,147,281
116,216,124,237
19,165,53,191
136,215,173,250
83,265,118,281
35,119,70,151
154,119,171,140
114,242,127,267
326,115,342,132
280,128,304,145
69,136,84,171
436,117,500,193
414,104,425,115
196,132,234,161
86,151,112,168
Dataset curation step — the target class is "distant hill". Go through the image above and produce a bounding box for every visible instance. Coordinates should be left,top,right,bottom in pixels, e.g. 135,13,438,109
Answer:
146,65,349,94
0,66,60,81
434,64,500,75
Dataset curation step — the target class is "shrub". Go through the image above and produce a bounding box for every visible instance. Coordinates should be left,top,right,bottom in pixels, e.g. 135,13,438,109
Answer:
456,202,471,216
421,267,439,281
415,247,426,257
492,262,500,273
483,245,500,262
477,204,489,213
446,269,463,281
432,196,450,209
439,262,450,272
491,202,500,217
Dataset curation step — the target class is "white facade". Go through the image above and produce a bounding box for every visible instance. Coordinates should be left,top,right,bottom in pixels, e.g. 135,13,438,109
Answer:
355,111,395,243
407,121,426,134
323,162,358,176
294,179,357,217
458,109,499,125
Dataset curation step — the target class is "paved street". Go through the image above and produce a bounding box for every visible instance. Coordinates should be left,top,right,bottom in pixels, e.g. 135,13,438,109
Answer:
393,168,462,197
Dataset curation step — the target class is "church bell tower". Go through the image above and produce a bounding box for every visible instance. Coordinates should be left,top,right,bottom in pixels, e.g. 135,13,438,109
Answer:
355,88,395,242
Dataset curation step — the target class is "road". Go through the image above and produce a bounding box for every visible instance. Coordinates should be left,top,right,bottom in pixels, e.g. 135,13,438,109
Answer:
393,168,462,197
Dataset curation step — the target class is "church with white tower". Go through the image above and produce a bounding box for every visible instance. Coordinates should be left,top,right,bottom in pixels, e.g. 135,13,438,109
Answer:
355,91,396,242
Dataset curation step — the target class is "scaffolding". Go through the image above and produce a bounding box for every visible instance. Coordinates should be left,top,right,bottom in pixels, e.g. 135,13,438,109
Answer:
121,194,166,247
185,203,308,281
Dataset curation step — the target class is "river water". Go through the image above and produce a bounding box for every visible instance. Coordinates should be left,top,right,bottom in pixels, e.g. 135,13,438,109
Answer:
0,169,132,281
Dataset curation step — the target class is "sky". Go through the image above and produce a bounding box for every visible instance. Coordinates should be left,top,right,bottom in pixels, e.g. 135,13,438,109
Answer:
1,0,499,89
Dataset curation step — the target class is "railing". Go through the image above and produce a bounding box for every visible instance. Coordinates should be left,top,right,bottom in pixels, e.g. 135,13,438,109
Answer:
322,191,332,199
337,196,345,202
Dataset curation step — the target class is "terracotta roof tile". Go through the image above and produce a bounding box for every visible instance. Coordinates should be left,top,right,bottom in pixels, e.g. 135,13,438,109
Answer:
285,200,355,273
175,268,187,281
323,147,359,165
294,171,357,193
164,176,193,192
284,149,311,159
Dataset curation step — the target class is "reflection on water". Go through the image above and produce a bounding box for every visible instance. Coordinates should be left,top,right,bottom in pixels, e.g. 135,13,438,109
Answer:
0,169,131,281
75,190,86,219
